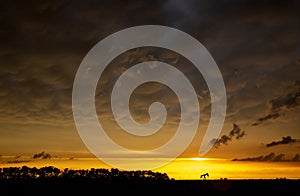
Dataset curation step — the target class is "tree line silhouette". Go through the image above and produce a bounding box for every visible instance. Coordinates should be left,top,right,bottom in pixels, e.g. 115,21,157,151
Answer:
0,166,170,181
1,166,300,195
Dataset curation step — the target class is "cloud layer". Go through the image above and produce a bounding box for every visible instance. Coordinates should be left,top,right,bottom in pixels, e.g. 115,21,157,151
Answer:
232,153,300,162
0,0,299,156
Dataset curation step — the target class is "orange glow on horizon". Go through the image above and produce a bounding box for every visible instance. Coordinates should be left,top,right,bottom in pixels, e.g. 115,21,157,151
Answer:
1,157,300,180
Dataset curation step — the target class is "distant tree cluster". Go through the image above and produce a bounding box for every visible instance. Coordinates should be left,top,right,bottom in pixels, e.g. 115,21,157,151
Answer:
0,166,170,181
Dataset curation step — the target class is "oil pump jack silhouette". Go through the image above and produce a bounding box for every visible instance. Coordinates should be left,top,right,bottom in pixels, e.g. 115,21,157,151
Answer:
200,173,209,179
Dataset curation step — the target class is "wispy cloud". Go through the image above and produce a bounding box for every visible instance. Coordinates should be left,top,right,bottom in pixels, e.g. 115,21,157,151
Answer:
252,81,300,126
6,160,31,164
232,153,300,162
211,123,245,148
266,136,300,147
252,113,280,126
1,152,52,164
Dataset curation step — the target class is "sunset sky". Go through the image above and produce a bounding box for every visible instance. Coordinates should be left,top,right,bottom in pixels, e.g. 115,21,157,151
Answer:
1,0,300,179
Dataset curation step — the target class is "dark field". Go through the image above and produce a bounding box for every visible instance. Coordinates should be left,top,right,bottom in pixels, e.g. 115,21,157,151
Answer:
1,179,300,195
1,167,300,195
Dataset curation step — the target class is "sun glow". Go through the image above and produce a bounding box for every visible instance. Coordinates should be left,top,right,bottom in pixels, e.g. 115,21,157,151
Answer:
1,157,300,180
189,157,221,161
155,158,300,180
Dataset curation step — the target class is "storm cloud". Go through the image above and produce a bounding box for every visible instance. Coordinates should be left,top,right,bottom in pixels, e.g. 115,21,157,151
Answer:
266,136,299,147
0,0,300,157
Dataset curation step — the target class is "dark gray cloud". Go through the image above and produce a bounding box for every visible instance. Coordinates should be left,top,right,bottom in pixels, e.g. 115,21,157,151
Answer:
211,123,245,148
0,152,52,163
252,113,280,126
232,152,300,162
1,0,299,125
33,151,51,159
266,136,299,147
0,0,173,126
292,153,300,161
2,155,31,164
95,47,210,150
0,0,300,155
252,81,300,125
6,160,31,164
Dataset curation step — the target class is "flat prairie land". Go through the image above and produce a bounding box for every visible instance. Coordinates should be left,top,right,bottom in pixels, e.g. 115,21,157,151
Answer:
1,179,300,195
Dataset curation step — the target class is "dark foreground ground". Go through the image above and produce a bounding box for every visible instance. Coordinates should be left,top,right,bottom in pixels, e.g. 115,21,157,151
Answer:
1,179,300,195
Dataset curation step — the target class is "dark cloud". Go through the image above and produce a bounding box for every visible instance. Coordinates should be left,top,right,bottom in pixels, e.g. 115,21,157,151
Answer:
1,0,299,125
252,113,280,126
33,151,51,159
292,153,300,161
0,152,52,164
252,81,300,125
200,1,300,125
0,0,300,155
95,47,210,150
0,0,165,126
3,155,31,164
211,123,245,148
273,153,285,161
232,152,300,162
7,160,31,164
232,152,275,161
266,136,299,147
270,81,300,110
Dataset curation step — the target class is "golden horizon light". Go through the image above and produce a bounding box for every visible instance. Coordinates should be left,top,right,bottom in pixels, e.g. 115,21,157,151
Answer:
1,157,299,180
